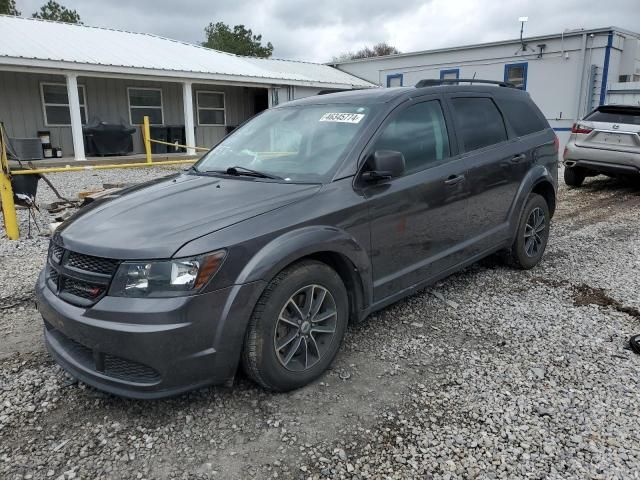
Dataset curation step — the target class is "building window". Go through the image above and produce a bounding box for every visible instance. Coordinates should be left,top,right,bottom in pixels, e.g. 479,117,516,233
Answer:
196,91,226,126
440,69,460,83
386,73,403,87
127,87,163,125
40,83,87,127
504,63,528,90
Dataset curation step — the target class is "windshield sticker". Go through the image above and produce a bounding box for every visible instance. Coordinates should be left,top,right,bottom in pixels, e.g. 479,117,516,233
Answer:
319,113,365,124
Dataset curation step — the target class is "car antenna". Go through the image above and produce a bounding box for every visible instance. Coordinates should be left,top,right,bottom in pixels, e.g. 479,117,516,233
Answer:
470,72,477,85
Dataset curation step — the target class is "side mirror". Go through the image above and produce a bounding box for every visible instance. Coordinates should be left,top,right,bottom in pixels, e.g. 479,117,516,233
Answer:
362,150,405,182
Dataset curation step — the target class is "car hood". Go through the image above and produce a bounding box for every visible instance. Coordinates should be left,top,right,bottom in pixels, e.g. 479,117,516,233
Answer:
57,173,321,259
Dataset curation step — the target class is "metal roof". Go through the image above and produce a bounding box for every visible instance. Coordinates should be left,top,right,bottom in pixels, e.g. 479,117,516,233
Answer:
0,15,374,88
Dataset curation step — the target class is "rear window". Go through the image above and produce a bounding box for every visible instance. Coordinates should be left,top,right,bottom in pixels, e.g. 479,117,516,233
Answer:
496,97,548,136
585,108,640,125
451,97,508,151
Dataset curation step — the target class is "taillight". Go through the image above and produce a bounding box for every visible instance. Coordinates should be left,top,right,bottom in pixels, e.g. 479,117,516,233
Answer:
571,123,593,134
563,146,568,160
553,135,559,153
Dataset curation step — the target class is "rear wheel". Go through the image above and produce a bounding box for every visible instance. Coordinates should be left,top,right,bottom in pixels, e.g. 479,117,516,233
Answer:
508,193,550,269
242,260,348,391
564,167,586,187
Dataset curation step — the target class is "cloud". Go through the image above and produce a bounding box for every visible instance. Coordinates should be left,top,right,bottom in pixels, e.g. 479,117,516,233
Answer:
15,0,640,62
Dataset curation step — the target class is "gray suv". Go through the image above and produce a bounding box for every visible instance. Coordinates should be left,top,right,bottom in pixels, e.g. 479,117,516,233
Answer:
35,80,558,399
563,105,640,186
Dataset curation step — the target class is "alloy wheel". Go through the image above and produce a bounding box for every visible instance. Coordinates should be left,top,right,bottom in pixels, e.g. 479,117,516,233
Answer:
274,284,338,372
524,207,546,257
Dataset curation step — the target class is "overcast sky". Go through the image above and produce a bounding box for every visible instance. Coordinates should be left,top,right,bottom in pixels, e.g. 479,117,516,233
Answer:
15,0,640,62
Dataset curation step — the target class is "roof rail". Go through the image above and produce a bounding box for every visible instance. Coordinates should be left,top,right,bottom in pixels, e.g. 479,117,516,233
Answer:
415,79,517,88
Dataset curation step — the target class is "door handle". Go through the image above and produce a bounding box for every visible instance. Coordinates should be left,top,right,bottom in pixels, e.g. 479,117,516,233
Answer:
444,174,465,186
510,153,527,163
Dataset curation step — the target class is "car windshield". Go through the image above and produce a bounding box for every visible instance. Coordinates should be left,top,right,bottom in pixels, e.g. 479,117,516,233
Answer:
585,108,640,125
193,104,372,183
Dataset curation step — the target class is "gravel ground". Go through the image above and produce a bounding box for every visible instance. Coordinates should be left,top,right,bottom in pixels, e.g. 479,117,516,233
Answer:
1,167,639,479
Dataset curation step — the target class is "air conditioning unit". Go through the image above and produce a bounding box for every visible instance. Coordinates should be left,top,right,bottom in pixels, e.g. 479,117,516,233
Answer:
9,138,43,161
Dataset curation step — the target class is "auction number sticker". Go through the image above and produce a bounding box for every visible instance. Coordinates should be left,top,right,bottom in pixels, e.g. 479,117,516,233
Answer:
319,112,365,124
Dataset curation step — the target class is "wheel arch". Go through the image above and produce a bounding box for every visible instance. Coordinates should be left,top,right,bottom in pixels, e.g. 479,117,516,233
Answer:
304,251,366,324
508,166,557,242
531,179,556,217
236,226,373,323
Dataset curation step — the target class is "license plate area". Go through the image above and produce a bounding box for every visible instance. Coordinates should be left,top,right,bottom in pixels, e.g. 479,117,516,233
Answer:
596,132,634,146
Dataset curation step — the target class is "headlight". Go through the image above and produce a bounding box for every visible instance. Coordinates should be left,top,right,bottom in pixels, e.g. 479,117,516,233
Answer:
108,250,225,298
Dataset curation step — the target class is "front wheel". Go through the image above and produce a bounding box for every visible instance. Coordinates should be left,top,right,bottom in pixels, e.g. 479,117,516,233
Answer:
508,193,550,269
242,260,348,391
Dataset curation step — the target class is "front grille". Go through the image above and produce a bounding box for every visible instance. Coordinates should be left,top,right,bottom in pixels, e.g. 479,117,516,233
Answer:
63,278,106,300
47,267,60,293
67,252,119,276
104,354,161,383
46,237,119,307
48,326,161,385
50,243,64,264
60,331,94,364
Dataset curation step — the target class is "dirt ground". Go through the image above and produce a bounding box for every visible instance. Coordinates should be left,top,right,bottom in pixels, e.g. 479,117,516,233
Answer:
1,172,639,479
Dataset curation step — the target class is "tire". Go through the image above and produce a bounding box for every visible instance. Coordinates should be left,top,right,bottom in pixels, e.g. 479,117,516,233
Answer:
564,167,586,187
508,193,551,269
242,260,348,391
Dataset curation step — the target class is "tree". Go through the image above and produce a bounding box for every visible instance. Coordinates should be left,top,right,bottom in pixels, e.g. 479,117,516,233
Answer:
0,0,20,15
32,1,81,23
202,22,273,58
333,42,400,62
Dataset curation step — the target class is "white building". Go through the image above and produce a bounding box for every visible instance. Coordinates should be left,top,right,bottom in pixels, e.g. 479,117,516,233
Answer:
0,15,372,160
333,26,640,146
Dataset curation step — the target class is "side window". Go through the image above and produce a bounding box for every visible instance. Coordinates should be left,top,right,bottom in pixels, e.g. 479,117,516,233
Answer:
372,101,451,175
496,97,548,136
451,97,508,152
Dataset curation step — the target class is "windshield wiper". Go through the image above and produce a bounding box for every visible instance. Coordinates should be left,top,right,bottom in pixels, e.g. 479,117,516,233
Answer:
224,166,283,180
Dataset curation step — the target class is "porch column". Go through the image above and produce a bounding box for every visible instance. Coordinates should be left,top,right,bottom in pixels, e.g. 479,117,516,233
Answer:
268,87,279,107
182,81,196,156
65,73,86,161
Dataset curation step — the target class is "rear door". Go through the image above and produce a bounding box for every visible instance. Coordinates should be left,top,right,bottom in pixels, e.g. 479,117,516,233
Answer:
362,96,471,302
445,93,525,255
574,106,640,155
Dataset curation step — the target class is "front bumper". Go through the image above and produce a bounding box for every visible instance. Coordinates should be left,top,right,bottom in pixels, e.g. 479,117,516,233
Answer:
35,271,265,399
564,142,640,175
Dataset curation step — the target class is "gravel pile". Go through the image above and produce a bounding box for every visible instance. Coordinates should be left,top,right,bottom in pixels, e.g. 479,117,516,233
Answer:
1,170,639,479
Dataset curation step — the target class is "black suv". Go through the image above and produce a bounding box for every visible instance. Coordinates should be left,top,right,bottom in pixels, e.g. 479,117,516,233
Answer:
36,80,558,399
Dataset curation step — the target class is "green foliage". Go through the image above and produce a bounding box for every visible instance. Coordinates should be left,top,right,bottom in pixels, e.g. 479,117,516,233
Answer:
202,22,274,58
0,0,20,15
333,42,400,62
32,1,81,23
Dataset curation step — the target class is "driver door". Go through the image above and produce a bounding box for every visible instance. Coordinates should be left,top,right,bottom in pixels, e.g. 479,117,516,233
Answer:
360,98,471,302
